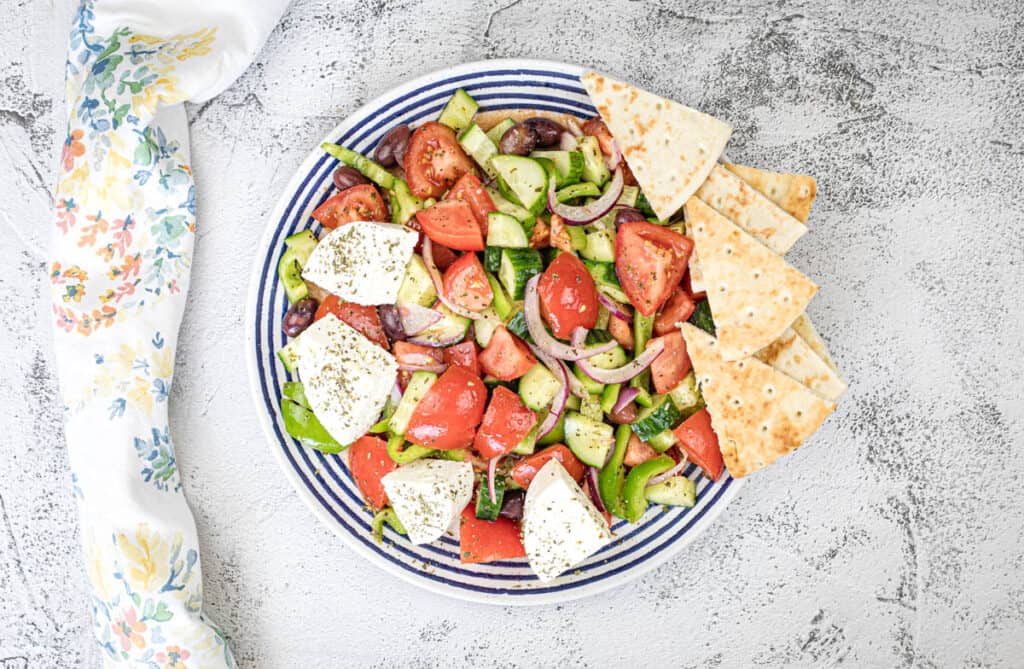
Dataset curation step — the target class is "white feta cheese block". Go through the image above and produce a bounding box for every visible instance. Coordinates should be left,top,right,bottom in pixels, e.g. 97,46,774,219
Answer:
522,459,613,582
301,220,418,305
295,314,397,446
381,459,474,544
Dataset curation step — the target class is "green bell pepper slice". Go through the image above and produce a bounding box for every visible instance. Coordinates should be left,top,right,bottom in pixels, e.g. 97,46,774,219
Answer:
371,507,407,543
280,398,345,454
386,433,436,464
598,424,632,517
623,455,675,522
282,381,309,408
630,313,655,399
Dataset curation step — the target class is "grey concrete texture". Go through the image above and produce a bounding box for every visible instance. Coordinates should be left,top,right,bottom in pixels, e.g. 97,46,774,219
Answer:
1,0,1022,666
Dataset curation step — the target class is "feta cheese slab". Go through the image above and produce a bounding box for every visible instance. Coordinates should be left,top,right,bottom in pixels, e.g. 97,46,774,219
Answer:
302,221,417,305
381,459,474,544
295,314,397,446
522,459,613,582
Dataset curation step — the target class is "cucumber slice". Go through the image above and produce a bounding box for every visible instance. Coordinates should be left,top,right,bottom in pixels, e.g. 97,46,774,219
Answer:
320,143,396,190
389,371,438,436
530,150,584,187
486,212,529,248
577,135,610,187
284,229,317,255
278,249,309,304
586,344,629,370
458,123,498,179
437,88,478,133
520,363,561,411
475,476,505,520
582,259,629,304
645,476,696,507
537,411,566,446
565,225,588,251
388,179,423,225
485,271,514,320
484,246,502,273
647,429,677,453
512,421,540,456
491,155,549,215
636,191,657,218
414,303,470,346
618,185,640,208
580,393,603,421
631,394,683,441
503,308,532,343
580,229,616,263
474,307,502,348
486,185,533,223
277,339,301,372
572,362,605,395
556,181,601,203
486,118,516,145
397,254,437,308
688,299,716,335
668,371,704,417
499,247,543,300
564,411,614,467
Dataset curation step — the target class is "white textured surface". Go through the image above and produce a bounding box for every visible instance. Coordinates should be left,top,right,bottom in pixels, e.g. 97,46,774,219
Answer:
2,0,1023,666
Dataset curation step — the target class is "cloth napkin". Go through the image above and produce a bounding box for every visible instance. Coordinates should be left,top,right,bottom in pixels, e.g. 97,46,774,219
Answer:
50,1,289,664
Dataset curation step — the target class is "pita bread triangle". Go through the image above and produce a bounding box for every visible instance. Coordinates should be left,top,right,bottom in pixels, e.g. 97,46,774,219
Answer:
680,323,836,478
724,163,817,223
754,327,846,401
581,71,731,221
684,196,817,361
790,313,839,372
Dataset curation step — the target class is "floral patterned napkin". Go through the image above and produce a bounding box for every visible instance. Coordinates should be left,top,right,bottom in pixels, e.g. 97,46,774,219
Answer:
50,1,289,664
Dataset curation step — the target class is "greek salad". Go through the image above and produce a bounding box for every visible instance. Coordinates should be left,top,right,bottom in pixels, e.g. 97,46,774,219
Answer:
275,87,724,582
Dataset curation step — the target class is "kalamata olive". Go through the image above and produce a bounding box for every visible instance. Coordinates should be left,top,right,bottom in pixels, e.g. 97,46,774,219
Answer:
332,166,369,191
614,207,646,226
523,117,565,147
283,297,318,337
499,123,539,156
499,489,525,521
608,401,638,425
374,124,411,167
377,304,407,344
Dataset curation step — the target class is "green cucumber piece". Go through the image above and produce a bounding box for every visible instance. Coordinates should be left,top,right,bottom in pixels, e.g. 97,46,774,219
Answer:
491,155,549,215
474,307,502,348
636,191,657,218
498,247,543,300
688,299,716,335
645,476,696,507
618,185,640,208
388,371,438,437
530,150,584,187
564,411,614,467
580,229,615,263
583,259,629,303
668,371,704,418
284,229,317,255
320,143,396,190
580,393,604,421
388,179,423,225
458,123,498,179
475,476,505,521
519,363,561,411
414,303,470,346
556,181,601,203
485,271,514,320
624,455,675,521
578,135,610,187
572,362,605,396
504,308,532,343
277,340,301,373
586,344,629,370
631,394,683,441
486,185,534,223
647,429,677,453
512,421,540,456
537,411,566,446
486,212,529,248
486,118,516,145
397,254,437,308
484,246,502,273
437,88,478,133
278,249,309,304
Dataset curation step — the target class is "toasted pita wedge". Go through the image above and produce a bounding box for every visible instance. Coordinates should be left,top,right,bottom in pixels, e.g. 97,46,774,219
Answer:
581,71,731,221
695,164,807,255
680,323,836,478
755,328,846,401
724,163,817,223
790,313,839,372
685,197,817,360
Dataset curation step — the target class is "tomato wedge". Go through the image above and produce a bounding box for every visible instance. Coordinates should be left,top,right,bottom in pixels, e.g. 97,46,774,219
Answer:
510,444,585,489
672,408,724,481
442,253,493,312
404,121,476,199
653,288,696,337
314,296,388,348
537,251,599,339
649,331,691,394
615,221,694,316
311,184,388,229
478,326,537,381
446,173,496,234
348,435,397,510
443,341,480,377
393,341,445,369
459,505,526,563
473,386,538,459
405,366,487,450
624,433,658,467
415,200,485,251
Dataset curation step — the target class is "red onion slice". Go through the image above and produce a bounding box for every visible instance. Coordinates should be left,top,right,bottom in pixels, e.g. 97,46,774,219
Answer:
406,332,465,348
606,138,622,171
585,466,607,513
524,277,617,361
566,117,584,138
536,364,569,438
529,343,589,400
487,456,500,504
399,304,442,335
612,386,640,415
576,337,665,384
422,237,482,320
547,168,624,225
647,459,689,487
397,362,447,374
391,382,403,405
597,293,632,323
558,131,577,151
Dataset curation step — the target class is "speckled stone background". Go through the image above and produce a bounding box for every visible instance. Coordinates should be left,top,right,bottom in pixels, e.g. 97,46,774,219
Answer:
2,0,1023,666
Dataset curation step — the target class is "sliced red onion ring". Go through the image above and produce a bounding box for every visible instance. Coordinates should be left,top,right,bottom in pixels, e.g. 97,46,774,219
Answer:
566,117,584,138
536,363,569,438
558,131,577,151
406,332,464,347
647,459,689,487
399,304,442,335
585,466,607,513
391,382,403,405
529,343,589,400
524,277,617,361
606,138,622,171
547,167,624,225
487,456,500,504
397,362,447,374
612,386,640,415
421,237,482,320
576,336,665,384
598,293,632,323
